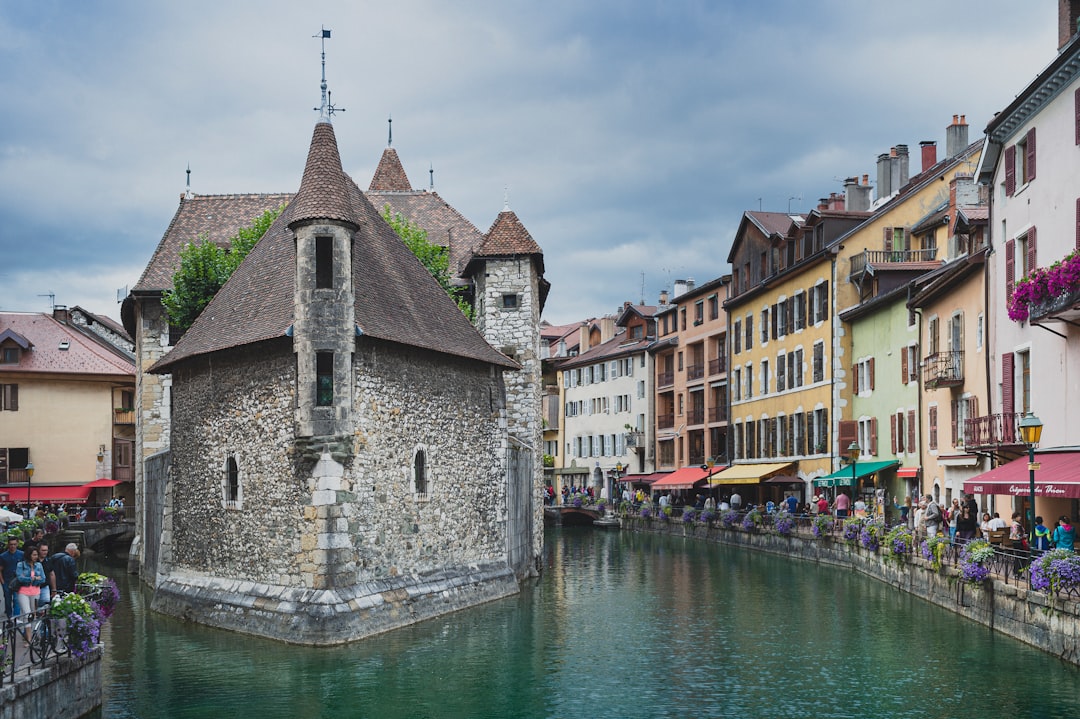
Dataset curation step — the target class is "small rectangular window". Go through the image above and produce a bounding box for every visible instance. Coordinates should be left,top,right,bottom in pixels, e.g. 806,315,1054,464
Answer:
502,294,519,309
0,348,19,364
316,352,334,406
315,236,333,289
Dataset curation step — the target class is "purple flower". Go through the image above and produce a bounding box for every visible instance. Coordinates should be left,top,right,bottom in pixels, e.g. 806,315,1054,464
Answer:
682,510,696,524
774,513,795,536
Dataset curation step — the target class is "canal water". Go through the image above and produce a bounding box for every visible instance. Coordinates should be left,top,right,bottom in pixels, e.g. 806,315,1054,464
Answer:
90,528,1080,718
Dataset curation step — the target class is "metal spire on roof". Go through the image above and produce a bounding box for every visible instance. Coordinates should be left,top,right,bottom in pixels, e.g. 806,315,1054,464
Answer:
312,27,344,121
388,114,392,147
185,163,192,199
429,162,434,190
503,186,511,211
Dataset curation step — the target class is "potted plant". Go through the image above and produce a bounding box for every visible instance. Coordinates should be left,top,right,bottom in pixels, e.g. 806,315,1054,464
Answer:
958,539,994,586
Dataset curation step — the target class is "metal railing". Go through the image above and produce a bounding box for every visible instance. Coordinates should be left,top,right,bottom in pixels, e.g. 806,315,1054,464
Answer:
657,371,674,388
709,357,726,375
922,350,964,388
850,248,939,278
965,412,1022,448
687,363,705,380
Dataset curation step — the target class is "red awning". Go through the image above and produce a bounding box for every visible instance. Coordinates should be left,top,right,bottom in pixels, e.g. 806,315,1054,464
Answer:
963,451,1080,499
83,478,123,488
13,485,93,504
651,466,715,490
897,467,920,478
620,473,662,485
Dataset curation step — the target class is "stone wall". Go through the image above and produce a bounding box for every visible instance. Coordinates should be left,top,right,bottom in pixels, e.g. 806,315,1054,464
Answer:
624,517,1080,666
0,648,102,719
153,336,518,643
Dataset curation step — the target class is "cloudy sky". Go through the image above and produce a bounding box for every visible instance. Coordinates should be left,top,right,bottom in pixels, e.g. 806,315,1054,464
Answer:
0,1,1057,325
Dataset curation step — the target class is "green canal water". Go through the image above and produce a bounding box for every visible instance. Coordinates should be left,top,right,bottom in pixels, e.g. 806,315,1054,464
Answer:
90,528,1080,718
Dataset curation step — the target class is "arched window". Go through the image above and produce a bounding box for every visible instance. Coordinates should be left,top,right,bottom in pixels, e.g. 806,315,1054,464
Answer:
414,450,427,496
225,456,240,507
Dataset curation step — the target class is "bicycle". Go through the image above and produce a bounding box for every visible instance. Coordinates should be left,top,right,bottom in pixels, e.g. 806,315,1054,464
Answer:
26,603,69,664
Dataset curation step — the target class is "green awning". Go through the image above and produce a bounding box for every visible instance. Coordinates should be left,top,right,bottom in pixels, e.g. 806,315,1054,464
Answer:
812,460,899,487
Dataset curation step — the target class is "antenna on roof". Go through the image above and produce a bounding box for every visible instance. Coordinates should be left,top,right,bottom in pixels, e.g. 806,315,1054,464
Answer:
388,114,392,147
788,196,801,213
640,272,645,306
185,163,192,199
312,27,344,121
38,292,55,311
503,186,511,211
429,162,434,190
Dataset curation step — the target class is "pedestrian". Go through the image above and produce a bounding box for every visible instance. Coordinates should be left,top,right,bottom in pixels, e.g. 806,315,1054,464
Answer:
50,543,80,594
1033,517,1052,552
1053,516,1076,551
1009,512,1027,549
784,494,798,515
948,498,961,542
37,542,53,605
835,491,851,518
730,492,742,511
0,537,23,618
816,494,829,515
924,494,943,538
14,546,46,638
893,495,911,527
956,494,979,543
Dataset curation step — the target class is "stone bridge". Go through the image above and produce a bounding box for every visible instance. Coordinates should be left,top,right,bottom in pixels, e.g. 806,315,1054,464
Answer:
544,505,609,527
58,520,136,555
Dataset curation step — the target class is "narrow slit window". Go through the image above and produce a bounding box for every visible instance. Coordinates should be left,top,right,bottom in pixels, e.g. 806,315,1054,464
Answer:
414,450,427,495
226,457,239,502
316,352,334,406
315,236,333,289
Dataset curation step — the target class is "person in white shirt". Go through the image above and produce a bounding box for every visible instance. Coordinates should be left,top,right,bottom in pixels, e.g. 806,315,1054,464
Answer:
988,512,1008,531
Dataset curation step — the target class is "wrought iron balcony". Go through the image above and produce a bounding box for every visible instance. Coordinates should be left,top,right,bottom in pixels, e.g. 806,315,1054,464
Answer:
687,363,705,380
687,409,705,425
1029,285,1080,323
708,406,728,423
922,351,964,389
709,356,726,375
964,413,1023,450
658,413,674,429
658,371,674,389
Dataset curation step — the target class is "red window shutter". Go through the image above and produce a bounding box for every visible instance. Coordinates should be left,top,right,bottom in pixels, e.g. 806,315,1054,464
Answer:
870,417,878,455
1002,352,1015,417
907,409,916,453
1005,239,1015,301
1026,128,1036,182
890,414,898,454
901,347,909,385
883,227,893,252
1028,226,1037,273
1076,87,1080,145
1076,198,1080,251
853,363,860,394
1004,144,1016,196
869,357,875,390
896,412,905,452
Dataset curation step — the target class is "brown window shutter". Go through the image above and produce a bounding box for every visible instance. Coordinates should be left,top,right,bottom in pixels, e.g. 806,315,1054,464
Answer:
883,227,893,252
870,417,878,455
787,415,794,454
896,412,905,453
1002,352,1015,417
1004,144,1016,196
904,229,912,252
1005,239,1015,301
890,414,898,454
1026,127,1037,182
771,304,778,339
853,363,860,394
911,344,920,382
869,357,875,390
1028,226,1037,273
901,347,909,385
929,406,938,450
907,410,916,453
838,420,857,457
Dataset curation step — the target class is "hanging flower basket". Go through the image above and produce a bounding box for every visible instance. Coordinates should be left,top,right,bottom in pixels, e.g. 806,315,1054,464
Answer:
1008,250,1080,323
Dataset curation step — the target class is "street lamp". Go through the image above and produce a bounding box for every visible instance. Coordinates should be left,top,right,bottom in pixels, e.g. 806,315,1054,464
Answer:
1018,412,1043,548
848,441,861,504
25,461,34,510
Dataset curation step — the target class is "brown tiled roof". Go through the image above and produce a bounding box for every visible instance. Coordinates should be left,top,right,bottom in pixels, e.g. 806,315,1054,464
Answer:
151,124,516,373
0,313,134,377
556,331,650,368
368,148,412,192
289,122,361,229
134,193,293,292
747,211,799,237
368,190,485,277
478,210,543,256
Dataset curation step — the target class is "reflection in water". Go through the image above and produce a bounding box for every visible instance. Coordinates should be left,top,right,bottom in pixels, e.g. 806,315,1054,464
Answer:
91,530,1080,718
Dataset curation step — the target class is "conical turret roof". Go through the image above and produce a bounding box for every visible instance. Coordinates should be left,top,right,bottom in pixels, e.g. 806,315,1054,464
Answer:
289,121,360,229
368,148,412,192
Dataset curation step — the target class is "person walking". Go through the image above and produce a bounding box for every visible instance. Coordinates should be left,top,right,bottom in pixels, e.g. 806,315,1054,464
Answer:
948,499,961,543
1053,516,1076,551
0,537,23,618
924,495,943,538
1033,517,1052,552
50,543,80,594
14,546,46,639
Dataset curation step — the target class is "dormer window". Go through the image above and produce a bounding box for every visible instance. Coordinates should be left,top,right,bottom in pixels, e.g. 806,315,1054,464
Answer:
1,347,19,364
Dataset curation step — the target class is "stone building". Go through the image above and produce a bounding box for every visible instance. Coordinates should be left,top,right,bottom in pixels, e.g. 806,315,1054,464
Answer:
125,116,546,643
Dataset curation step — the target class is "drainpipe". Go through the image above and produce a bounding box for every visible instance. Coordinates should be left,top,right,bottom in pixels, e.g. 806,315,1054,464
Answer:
908,281,924,500
983,248,995,470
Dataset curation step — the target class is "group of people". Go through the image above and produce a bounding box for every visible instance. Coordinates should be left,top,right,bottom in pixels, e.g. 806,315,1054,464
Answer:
0,534,81,633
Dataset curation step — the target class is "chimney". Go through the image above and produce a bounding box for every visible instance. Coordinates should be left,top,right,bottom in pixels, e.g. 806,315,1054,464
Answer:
818,197,830,211
599,316,616,343
52,306,70,323
876,153,892,200
895,144,909,189
828,192,844,211
673,279,689,298
920,141,938,172
578,324,591,353
945,114,969,159
685,278,695,292
659,289,669,305
1061,0,1080,49
844,176,872,212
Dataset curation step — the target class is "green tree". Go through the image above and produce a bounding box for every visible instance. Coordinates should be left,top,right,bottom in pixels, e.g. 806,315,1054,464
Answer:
382,205,473,321
163,204,285,332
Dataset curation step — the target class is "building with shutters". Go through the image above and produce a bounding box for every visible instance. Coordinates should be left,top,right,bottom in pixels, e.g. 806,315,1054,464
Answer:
968,0,1080,522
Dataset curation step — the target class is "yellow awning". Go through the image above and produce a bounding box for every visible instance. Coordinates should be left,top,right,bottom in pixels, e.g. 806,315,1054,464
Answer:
708,462,794,486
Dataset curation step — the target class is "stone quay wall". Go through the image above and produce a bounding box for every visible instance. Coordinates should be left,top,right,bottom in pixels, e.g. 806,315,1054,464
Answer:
0,648,102,719
624,517,1080,667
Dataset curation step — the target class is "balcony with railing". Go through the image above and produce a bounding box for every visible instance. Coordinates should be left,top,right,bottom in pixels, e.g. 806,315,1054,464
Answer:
687,409,705,425
708,356,726,376
658,371,674,389
1029,285,1080,323
965,413,1023,450
923,350,964,389
687,363,705,381
708,406,728,424
849,248,939,280
624,431,645,451
113,409,135,425
658,413,675,429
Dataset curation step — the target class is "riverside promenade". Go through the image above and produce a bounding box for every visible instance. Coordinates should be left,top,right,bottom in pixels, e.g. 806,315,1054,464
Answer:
621,509,1080,667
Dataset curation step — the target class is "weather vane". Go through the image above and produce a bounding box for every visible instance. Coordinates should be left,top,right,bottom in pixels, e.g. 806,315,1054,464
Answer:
313,27,345,120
